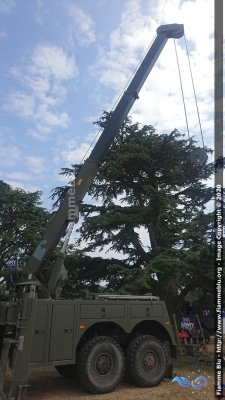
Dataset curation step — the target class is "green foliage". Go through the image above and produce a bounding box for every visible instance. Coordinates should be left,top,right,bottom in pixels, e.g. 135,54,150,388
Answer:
0,181,52,268
51,112,224,316
61,251,124,299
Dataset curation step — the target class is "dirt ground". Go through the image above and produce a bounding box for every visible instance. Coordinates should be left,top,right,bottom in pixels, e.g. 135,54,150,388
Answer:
4,338,218,400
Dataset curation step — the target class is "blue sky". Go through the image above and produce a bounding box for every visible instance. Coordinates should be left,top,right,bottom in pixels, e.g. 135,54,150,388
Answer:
1,0,214,201
0,0,215,255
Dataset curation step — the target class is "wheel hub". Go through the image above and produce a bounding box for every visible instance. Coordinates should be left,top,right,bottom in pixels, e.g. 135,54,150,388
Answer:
96,354,111,375
143,351,156,371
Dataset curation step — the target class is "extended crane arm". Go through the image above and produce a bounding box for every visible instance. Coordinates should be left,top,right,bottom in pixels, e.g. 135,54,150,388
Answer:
23,23,184,279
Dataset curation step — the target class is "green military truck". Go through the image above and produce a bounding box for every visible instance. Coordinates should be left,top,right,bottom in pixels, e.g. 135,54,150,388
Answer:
0,292,177,398
0,23,207,400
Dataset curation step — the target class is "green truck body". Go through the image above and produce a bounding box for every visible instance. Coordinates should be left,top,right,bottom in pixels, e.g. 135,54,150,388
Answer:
0,292,177,399
1,297,176,367
0,292,176,400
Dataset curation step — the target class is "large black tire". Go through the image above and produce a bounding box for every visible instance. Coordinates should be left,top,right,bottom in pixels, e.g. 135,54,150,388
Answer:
77,336,125,394
55,364,77,379
126,335,167,387
202,328,210,344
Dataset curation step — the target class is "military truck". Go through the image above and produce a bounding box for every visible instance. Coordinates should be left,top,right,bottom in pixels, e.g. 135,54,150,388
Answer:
0,23,207,400
181,300,216,343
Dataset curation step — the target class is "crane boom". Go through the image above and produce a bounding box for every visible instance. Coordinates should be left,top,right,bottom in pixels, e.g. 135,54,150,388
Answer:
23,23,184,282
0,24,201,400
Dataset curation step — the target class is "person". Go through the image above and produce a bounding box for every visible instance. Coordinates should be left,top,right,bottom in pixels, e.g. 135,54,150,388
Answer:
178,329,193,345
189,328,206,348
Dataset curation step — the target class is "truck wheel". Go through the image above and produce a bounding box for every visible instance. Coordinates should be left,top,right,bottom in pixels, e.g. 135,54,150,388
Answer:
202,328,210,344
55,364,77,379
77,336,125,394
126,335,167,387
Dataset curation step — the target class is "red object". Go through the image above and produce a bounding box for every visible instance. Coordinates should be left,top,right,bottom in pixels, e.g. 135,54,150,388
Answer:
178,332,189,339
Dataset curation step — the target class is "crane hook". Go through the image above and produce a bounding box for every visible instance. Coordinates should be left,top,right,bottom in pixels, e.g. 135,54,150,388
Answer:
190,147,208,177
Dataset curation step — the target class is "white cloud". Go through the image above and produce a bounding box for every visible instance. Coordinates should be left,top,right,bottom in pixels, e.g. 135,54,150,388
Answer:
90,1,157,91
0,145,22,166
26,128,50,142
0,0,15,14
25,156,46,174
5,180,42,193
4,43,78,140
34,104,70,128
4,91,35,118
85,130,100,143
66,3,96,47
53,169,70,183
35,0,48,25
5,172,32,181
90,0,213,149
54,142,93,167
30,44,76,80
69,142,92,163
0,29,7,39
